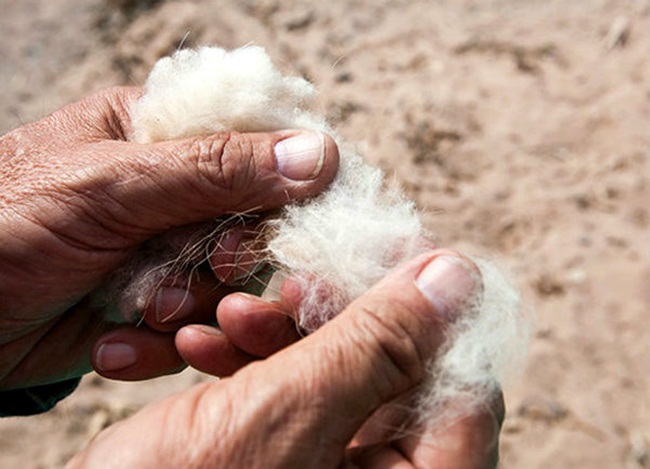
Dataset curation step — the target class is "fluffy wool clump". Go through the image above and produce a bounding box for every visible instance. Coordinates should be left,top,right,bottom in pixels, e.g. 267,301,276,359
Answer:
126,45,528,428
265,152,428,330
131,46,325,142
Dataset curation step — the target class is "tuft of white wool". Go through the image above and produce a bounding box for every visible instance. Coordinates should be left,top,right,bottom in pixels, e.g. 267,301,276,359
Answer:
127,45,529,429
265,151,428,330
131,46,325,142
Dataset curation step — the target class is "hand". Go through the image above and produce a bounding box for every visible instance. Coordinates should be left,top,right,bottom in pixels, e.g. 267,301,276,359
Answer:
0,87,339,390
68,251,503,469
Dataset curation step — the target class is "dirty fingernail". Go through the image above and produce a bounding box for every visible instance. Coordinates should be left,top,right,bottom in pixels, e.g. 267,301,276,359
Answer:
274,132,325,180
96,343,137,371
155,288,196,323
415,255,481,322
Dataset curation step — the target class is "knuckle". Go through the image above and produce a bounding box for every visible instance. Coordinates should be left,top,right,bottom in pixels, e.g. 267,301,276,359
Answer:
50,171,145,249
352,301,427,398
189,132,257,194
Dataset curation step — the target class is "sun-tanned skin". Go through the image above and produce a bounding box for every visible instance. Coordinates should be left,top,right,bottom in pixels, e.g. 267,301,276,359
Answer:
0,86,338,389
1,87,503,469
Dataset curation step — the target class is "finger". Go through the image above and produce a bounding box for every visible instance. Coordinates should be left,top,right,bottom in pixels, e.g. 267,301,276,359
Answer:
174,292,299,371
74,126,339,244
395,393,504,469
216,293,301,357
209,223,268,286
141,272,231,332
225,250,482,467
175,324,256,377
92,327,186,380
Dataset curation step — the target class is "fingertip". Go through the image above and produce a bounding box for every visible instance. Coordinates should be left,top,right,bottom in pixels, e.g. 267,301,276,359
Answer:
274,131,339,182
176,324,255,377
95,342,138,373
414,251,482,324
142,276,229,332
318,132,340,186
92,328,185,380
210,228,245,283
209,226,267,286
217,292,300,357
278,275,303,316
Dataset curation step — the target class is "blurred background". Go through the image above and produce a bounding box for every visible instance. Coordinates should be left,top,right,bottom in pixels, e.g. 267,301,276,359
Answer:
0,0,648,467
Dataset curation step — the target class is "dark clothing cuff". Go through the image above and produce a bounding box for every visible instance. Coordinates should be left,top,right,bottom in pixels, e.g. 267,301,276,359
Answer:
0,378,81,417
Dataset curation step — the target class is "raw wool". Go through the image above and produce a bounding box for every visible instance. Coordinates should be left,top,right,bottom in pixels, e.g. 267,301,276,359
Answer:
128,45,528,428
264,149,428,331
131,46,326,142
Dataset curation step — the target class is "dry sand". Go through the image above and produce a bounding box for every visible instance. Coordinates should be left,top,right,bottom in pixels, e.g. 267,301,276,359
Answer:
0,1,648,468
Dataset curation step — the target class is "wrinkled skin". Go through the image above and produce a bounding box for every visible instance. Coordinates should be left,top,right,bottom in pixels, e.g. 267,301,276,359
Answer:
72,252,504,469
0,88,503,468
0,86,339,389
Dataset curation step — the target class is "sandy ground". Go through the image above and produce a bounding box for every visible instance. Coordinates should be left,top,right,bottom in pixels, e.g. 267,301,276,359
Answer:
0,0,648,468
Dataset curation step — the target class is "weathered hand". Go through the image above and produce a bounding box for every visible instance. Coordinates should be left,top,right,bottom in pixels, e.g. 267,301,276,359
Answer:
0,87,339,390
70,251,503,469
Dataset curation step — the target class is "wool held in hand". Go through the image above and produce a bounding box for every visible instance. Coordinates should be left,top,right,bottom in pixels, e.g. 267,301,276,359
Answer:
129,45,529,428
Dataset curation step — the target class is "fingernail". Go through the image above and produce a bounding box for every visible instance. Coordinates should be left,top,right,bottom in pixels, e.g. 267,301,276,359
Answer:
232,239,264,283
211,232,262,285
210,228,244,283
274,132,325,180
96,343,137,371
155,288,196,323
415,255,481,322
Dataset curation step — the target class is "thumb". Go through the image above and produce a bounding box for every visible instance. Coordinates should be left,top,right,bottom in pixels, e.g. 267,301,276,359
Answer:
229,250,482,466
65,251,481,469
75,129,339,241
